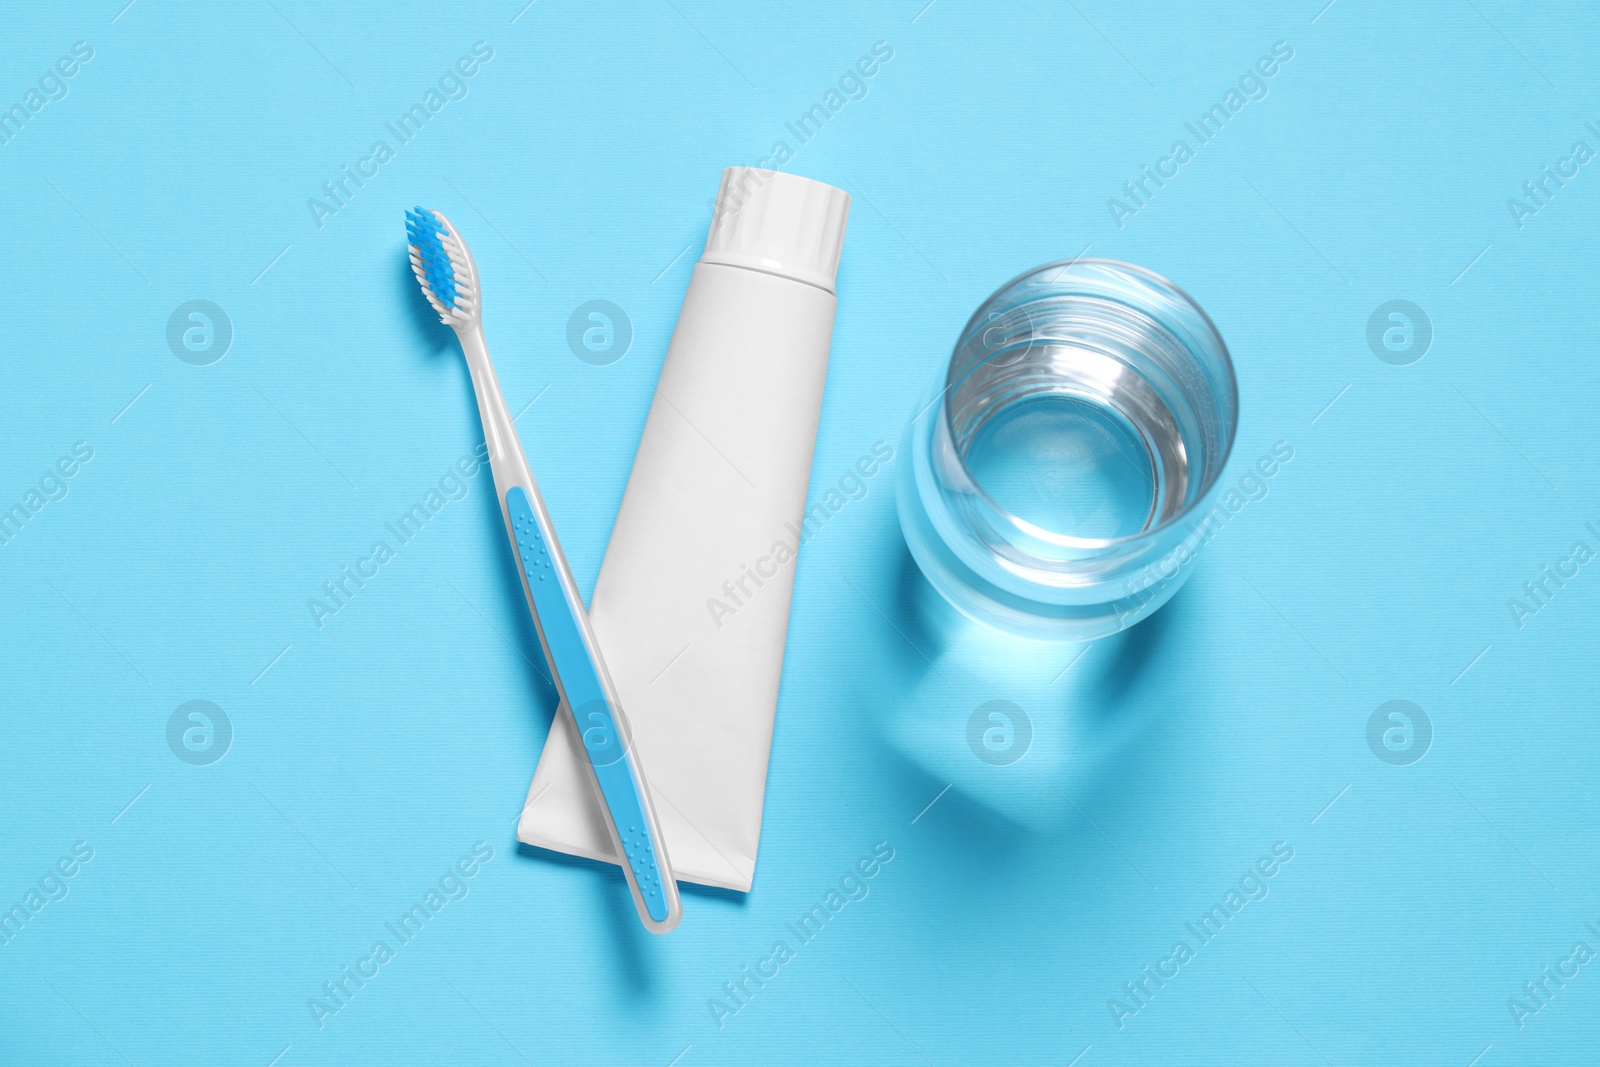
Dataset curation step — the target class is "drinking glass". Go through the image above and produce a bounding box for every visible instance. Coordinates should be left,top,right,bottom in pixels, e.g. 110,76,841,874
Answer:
896,259,1238,641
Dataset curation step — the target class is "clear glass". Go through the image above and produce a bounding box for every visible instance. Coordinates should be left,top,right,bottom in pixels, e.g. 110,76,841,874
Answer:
897,259,1238,641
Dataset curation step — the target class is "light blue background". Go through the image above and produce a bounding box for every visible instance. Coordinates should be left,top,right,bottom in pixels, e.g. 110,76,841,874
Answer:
3,1,1598,1064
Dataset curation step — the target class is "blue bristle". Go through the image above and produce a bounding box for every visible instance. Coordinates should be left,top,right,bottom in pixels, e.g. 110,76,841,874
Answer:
405,207,456,308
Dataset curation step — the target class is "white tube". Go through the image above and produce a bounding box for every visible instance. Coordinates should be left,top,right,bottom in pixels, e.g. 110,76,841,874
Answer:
517,168,850,891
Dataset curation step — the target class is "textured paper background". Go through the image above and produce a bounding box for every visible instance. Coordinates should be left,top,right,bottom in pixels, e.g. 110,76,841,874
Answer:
2,2,1598,1064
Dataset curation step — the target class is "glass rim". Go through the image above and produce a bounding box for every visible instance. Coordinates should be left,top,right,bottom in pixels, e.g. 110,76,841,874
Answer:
941,257,1240,552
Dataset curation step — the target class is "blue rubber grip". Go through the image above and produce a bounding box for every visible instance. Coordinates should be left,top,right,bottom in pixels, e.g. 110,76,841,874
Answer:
505,487,668,922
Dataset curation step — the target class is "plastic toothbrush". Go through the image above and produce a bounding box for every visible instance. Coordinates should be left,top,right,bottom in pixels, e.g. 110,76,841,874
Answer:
405,206,681,934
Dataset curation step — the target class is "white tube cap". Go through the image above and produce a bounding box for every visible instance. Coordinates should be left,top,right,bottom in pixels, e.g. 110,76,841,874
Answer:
701,167,851,294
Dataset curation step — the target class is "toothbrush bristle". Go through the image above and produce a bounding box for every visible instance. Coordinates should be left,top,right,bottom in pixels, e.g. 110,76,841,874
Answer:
405,207,478,326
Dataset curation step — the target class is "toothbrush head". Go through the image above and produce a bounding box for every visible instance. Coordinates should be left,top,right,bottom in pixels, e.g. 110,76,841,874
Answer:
406,207,479,328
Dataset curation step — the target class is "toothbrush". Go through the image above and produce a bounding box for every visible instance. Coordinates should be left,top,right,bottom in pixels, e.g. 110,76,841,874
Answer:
406,206,682,934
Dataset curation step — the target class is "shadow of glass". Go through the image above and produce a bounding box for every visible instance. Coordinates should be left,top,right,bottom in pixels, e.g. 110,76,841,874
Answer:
870,538,1191,845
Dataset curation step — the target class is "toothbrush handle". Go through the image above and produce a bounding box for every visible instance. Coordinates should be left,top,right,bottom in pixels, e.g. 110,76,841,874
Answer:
503,485,681,932
460,329,681,934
